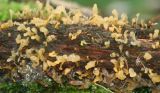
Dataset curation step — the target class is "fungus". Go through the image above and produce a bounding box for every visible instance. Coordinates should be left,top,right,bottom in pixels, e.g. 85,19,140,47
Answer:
148,69,160,83
110,59,118,72
37,48,45,61
31,35,40,41
49,51,57,57
104,41,110,48
46,35,56,42
152,41,159,49
110,52,117,58
93,68,101,82
80,40,87,46
115,70,126,80
92,4,98,16
69,30,82,40
47,60,57,67
18,38,29,50
16,34,22,44
143,52,152,61
153,29,159,39
72,10,82,24
0,20,13,29
31,18,48,27
129,68,137,77
2,2,160,92
17,24,26,31
7,50,18,62
64,68,72,75
43,61,48,71
67,54,81,62
40,27,49,36
85,61,96,70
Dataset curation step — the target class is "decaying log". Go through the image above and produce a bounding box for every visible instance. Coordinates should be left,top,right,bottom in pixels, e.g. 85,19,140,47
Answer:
0,2,160,92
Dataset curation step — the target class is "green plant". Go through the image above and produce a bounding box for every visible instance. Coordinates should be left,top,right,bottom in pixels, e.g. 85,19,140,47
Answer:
0,81,113,93
0,0,34,21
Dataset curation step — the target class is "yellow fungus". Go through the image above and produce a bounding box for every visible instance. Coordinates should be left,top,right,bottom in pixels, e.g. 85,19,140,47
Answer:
93,76,101,83
93,68,100,76
31,27,38,34
129,68,137,77
119,57,125,69
110,59,118,72
80,40,87,46
55,6,67,16
143,52,152,61
7,50,17,62
31,18,48,27
111,33,122,39
144,68,149,74
64,68,72,75
0,20,13,29
115,70,126,80
112,9,118,19
152,41,159,49
26,48,34,58
69,30,82,40
54,22,60,29
56,55,68,63
48,54,68,67
109,26,114,32
8,33,11,37
46,35,56,42
23,28,34,37
40,27,49,36
153,29,159,39
104,41,110,48
30,56,39,67
18,38,29,50
148,69,160,83
72,10,82,24
31,35,40,41
85,61,96,70
43,62,48,71
47,60,57,67
37,48,45,61
110,52,116,58
16,34,21,44
92,4,98,15
149,33,153,39
49,51,57,57
17,24,26,31
90,15,104,26
67,54,80,62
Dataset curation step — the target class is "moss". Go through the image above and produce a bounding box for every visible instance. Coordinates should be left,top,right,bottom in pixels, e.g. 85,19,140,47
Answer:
0,81,113,93
133,87,152,93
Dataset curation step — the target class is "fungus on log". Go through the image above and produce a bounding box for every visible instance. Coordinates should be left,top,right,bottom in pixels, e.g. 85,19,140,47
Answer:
0,2,160,92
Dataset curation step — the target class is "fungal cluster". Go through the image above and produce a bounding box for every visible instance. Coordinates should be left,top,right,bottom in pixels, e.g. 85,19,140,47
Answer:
0,1,160,92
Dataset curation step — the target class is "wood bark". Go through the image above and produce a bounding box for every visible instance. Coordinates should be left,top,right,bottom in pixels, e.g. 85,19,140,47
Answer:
0,20,160,92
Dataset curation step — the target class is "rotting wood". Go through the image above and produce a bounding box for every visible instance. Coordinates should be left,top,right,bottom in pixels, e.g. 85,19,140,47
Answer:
0,2,160,92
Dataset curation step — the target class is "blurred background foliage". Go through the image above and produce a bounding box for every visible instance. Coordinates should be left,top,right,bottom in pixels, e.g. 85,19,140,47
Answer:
69,0,160,17
0,0,35,21
0,0,160,21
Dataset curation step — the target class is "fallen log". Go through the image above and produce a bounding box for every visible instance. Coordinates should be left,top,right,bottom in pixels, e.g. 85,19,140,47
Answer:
0,2,160,92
